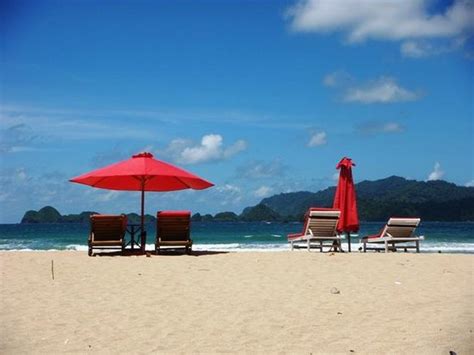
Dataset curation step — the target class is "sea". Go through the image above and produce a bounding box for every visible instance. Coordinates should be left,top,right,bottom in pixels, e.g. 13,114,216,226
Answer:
0,221,473,254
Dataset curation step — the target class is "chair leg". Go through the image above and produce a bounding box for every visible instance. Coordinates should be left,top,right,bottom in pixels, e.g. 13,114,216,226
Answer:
416,240,420,253
363,242,366,253
88,242,92,257
290,241,294,251
384,240,388,253
307,239,310,251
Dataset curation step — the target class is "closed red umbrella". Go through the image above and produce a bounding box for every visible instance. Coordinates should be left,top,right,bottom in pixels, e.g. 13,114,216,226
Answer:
70,152,213,251
333,157,359,252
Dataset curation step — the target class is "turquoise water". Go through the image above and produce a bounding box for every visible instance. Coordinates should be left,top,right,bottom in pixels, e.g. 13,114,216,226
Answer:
0,222,473,253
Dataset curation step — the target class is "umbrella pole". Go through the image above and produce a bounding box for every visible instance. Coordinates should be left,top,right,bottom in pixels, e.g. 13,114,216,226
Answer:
347,232,351,252
140,182,146,253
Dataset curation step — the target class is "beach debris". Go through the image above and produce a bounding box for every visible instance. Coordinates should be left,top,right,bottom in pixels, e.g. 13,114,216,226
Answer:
329,252,335,256
64,339,69,345
330,287,340,294
138,273,142,276
394,281,401,285
146,252,151,257
449,351,457,355
337,312,342,315
350,350,355,353
51,260,55,280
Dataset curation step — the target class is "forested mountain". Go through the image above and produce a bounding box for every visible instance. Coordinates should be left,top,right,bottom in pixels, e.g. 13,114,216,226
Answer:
20,177,474,223
260,176,474,221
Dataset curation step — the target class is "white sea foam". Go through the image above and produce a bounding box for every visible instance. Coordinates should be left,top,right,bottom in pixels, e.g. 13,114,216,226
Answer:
66,244,89,251
2,242,474,254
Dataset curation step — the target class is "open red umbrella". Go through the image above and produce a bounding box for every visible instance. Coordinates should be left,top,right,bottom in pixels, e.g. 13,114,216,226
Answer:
70,152,214,251
333,157,359,252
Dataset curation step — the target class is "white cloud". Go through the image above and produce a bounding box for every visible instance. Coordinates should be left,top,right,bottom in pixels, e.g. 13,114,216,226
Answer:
254,186,273,198
356,121,405,134
223,139,247,158
237,160,286,179
401,41,434,58
428,162,445,181
94,191,122,202
286,0,474,43
0,124,39,154
465,180,474,187
161,134,247,165
401,38,466,58
344,77,420,103
308,131,327,147
323,72,421,104
181,134,223,164
0,106,156,142
214,184,243,206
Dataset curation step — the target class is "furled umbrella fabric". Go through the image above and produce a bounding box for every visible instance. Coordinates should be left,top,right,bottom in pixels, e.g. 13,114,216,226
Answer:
333,157,359,251
70,152,214,251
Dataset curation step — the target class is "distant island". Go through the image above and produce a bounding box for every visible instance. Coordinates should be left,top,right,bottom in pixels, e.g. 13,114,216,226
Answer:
21,176,474,223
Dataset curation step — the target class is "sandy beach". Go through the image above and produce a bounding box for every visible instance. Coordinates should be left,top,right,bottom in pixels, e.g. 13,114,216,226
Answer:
1,251,472,354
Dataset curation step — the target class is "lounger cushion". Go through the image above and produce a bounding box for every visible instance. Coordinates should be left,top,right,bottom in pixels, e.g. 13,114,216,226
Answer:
157,211,191,218
287,233,304,240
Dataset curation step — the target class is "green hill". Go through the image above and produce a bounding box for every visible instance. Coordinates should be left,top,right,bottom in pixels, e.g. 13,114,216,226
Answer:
261,176,474,221
20,177,474,223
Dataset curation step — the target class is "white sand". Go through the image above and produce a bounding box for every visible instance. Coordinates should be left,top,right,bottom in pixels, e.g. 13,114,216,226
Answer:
1,251,472,354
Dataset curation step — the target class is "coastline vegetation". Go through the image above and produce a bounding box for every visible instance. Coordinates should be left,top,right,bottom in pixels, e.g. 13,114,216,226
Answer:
20,176,474,223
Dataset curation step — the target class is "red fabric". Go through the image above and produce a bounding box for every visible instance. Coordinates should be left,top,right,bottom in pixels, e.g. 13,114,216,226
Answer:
333,157,359,233
157,211,191,218
70,152,214,191
287,232,303,240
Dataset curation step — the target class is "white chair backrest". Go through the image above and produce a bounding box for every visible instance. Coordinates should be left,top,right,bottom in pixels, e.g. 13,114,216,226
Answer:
384,218,421,238
305,210,341,237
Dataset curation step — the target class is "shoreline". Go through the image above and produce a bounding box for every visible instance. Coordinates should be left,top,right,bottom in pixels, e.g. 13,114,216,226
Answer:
1,243,474,254
1,251,473,353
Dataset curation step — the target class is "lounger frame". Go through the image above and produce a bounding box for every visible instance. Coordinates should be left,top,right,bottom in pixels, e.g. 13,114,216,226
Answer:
288,209,344,252
361,218,423,253
88,214,127,256
155,211,193,254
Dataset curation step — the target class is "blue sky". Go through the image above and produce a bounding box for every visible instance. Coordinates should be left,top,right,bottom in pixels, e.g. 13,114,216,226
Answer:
1,0,473,223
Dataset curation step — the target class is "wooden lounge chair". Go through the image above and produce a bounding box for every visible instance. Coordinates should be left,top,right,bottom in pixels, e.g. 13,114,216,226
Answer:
360,218,424,253
287,208,343,252
88,214,127,256
155,211,192,254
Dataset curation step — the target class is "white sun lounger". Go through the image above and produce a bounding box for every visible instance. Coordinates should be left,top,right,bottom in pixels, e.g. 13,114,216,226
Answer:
287,208,343,252
360,218,424,253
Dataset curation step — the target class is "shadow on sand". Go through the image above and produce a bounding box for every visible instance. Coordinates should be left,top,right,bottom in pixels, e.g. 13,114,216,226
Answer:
92,250,229,257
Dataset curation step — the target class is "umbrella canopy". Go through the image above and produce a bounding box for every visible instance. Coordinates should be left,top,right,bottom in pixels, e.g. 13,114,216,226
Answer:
333,157,359,234
70,152,214,250
70,152,213,191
